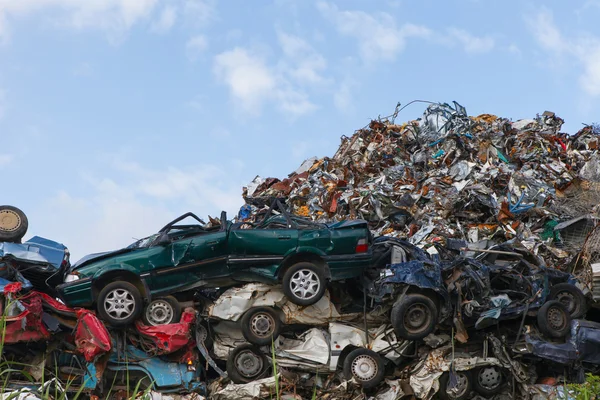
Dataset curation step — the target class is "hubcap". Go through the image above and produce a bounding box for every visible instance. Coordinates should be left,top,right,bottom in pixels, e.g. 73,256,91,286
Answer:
556,291,576,314
290,269,320,300
547,305,567,330
351,355,378,382
235,350,264,378
446,372,469,398
404,303,431,333
251,313,275,337
0,210,20,232
478,366,502,390
104,288,136,320
145,299,174,325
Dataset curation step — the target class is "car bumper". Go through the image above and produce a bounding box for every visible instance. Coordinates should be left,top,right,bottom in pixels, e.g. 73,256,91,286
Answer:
56,278,94,307
325,253,373,280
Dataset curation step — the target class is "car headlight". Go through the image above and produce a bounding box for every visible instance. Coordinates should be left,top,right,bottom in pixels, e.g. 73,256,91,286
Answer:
65,273,80,283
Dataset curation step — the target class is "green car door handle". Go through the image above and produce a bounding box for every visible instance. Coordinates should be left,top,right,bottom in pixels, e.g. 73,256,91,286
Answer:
278,235,292,240
207,240,219,245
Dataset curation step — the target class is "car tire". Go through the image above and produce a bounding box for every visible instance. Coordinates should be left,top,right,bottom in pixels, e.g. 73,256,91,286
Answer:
142,296,181,326
537,300,571,339
97,281,143,327
240,307,282,346
472,366,505,396
342,348,386,389
195,320,214,352
226,344,269,384
0,205,28,243
282,262,327,306
438,370,472,400
390,293,438,341
549,283,587,319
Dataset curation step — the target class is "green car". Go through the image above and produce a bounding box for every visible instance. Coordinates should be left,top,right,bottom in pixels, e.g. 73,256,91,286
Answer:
57,202,372,327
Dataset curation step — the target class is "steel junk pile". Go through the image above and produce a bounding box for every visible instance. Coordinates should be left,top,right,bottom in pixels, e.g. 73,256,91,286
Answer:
1,101,600,399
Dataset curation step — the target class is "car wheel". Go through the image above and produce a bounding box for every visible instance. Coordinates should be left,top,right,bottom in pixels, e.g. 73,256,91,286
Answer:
97,281,143,327
472,365,505,396
0,205,28,243
226,344,269,384
549,283,587,319
195,321,214,352
282,262,326,306
342,348,385,389
537,300,571,338
240,307,282,346
143,296,181,326
390,293,438,340
438,371,472,400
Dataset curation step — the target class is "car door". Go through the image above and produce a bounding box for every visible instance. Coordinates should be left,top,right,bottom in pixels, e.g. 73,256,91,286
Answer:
228,216,299,273
296,219,332,254
148,229,229,294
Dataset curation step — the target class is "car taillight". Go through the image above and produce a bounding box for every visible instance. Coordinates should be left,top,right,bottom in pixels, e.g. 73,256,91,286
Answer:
355,238,369,253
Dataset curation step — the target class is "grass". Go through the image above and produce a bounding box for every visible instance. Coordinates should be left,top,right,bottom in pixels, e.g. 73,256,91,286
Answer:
0,292,157,400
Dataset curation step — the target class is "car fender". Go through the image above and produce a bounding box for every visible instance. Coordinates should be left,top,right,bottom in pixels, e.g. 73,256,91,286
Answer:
92,263,141,280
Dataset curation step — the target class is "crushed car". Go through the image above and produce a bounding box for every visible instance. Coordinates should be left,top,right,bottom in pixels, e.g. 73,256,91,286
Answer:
57,200,373,326
369,238,587,342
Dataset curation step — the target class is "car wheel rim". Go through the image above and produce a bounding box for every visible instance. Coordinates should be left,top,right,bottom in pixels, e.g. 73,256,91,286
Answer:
403,303,431,333
478,366,502,390
547,305,567,330
290,269,320,301
351,355,378,382
446,372,469,398
0,210,21,232
556,291,576,314
235,350,264,378
104,288,136,320
145,300,174,325
251,313,275,337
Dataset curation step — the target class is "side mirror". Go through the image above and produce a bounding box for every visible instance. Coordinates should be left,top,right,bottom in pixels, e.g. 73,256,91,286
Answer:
156,232,171,246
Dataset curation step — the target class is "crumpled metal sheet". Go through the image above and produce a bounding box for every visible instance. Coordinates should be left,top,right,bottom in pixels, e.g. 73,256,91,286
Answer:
208,283,355,325
74,308,111,362
210,376,278,400
0,236,67,270
134,308,196,355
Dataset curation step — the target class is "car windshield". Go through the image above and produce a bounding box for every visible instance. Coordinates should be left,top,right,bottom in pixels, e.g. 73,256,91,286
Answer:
127,234,160,249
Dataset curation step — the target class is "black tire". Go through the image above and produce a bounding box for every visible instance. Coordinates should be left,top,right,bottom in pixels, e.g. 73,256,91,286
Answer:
391,293,438,340
195,320,214,352
226,344,269,384
549,283,587,319
472,365,505,396
537,300,571,338
97,281,143,327
142,296,181,326
342,348,386,389
240,307,282,346
438,370,472,400
0,205,28,243
282,262,327,306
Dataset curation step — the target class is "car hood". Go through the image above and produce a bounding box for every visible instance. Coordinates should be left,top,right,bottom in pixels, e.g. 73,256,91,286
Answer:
71,248,135,271
0,236,68,270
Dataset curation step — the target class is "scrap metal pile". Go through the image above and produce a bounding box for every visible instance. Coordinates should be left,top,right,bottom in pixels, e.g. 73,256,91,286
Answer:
1,101,600,399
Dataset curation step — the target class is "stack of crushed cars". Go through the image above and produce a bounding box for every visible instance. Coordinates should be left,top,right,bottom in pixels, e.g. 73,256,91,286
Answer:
1,101,600,400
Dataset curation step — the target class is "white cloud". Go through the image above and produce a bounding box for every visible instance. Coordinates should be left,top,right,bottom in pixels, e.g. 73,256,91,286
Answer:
213,48,277,114
317,2,431,62
183,0,216,26
528,8,600,96
448,28,494,53
334,79,355,112
0,0,159,43
32,158,243,260
0,154,13,167
277,31,327,85
151,5,177,33
213,46,317,117
186,35,208,60
508,44,521,55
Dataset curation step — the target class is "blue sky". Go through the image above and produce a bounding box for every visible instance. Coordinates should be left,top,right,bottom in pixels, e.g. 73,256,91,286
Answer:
0,0,599,259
